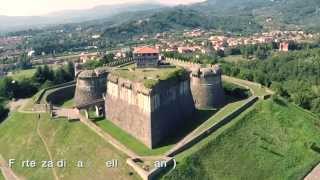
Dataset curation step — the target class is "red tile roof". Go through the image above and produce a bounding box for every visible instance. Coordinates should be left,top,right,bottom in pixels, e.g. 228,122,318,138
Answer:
133,46,159,54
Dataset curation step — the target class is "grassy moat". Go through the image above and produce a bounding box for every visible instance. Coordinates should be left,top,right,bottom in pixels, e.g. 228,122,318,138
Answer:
162,98,320,180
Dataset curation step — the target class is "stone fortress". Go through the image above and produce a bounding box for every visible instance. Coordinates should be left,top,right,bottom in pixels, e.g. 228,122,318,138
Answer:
74,47,225,148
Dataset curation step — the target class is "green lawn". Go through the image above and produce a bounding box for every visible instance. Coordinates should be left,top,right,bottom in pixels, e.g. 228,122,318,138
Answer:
163,98,320,180
0,112,139,180
96,120,173,156
95,105,218,157
194,98,249,134
111,66,186,88
9,68,36,81
0,171,4,180
223,55,249,63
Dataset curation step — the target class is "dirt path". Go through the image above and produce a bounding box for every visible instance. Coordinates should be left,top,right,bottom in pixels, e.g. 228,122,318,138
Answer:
36,119,59,180
7,99,29,112
305,163,320,180
0,154,20,180
79,115,138,158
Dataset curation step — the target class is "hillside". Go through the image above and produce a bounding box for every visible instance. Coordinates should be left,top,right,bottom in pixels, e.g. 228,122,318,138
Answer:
102,0,320,40
163,98,320,180
0,112,139,180
102,8,262,40
0,3,165,32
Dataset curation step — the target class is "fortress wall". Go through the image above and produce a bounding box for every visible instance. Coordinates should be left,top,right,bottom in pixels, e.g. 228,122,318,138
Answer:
105,77,195,148
106,80,153,147
165,58,201,70
150,80,195,148
46,85,76,105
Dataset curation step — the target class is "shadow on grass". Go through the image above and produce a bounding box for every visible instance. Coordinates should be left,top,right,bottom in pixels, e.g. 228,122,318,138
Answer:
155,108,217,148
156,94,252,148
91,117,105,123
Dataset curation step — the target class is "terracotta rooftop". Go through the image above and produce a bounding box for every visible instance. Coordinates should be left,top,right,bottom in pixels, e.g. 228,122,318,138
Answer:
133,47,159,54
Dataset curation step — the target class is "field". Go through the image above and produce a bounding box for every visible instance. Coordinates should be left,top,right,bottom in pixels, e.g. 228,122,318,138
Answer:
163,98,320,180
223,55,250,63
0,171,4,180
0,112,139,180
8,68,36,81
8,65,60,81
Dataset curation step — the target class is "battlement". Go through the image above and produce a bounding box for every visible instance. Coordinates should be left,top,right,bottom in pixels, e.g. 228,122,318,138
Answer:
191,65,222,78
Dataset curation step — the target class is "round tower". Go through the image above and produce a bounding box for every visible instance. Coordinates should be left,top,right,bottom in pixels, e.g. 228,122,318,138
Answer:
74,69,107,108
190,65,225,109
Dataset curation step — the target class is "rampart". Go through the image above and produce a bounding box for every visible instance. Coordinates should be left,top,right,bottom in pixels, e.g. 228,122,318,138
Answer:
167,96,259,157
105,74,195,148
165,58,201,70
45,85,76,106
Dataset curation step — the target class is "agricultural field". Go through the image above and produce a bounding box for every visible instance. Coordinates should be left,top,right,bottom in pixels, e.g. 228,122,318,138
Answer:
163,98,320,180
0,112,139,180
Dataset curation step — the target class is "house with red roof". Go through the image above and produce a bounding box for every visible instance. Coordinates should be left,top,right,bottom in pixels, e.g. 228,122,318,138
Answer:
133,46,160,68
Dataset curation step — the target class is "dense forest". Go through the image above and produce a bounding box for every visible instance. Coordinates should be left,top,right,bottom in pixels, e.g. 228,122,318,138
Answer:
221,48,320,115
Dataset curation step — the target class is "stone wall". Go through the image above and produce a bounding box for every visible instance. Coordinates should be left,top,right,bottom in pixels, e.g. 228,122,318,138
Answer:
150,80,195,147
46,85,76,105
74,71,107,108
165,58,201,70
105,75,195,148
190,73,225,109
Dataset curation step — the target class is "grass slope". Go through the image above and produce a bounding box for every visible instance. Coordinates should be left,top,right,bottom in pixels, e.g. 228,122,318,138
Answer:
96,120,173,156
0,171,4,180
163,98,320,180
9,68,36,81
0,112,139,180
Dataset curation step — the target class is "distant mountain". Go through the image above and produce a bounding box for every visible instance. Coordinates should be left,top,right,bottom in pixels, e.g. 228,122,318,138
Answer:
102,0,320,40
102,8,262,40
0,3,165,32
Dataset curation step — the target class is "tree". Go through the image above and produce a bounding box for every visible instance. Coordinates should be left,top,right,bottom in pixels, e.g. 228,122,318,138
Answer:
33,66,45,83
65,61,75,80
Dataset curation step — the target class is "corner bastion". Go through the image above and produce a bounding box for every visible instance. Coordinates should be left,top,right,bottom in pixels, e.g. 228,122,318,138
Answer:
105,68,195,148
190,65,225,109
74,68,109,108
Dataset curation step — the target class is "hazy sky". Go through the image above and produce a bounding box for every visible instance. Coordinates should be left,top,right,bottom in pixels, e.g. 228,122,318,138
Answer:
0,0,205,16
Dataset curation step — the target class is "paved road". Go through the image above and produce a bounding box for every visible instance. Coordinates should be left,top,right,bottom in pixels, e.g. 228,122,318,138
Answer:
305,163,320,180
